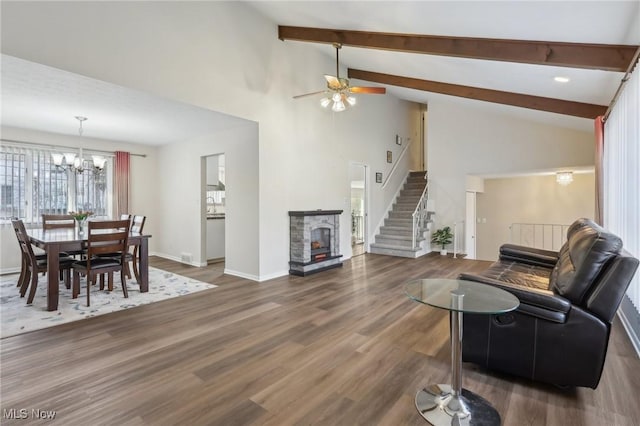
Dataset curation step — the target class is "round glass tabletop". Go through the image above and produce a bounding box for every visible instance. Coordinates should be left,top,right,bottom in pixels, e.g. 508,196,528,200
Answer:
404,278,519,314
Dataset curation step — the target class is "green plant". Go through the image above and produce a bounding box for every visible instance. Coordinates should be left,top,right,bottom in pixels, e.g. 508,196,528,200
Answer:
431,226,453,249
68,210,93,221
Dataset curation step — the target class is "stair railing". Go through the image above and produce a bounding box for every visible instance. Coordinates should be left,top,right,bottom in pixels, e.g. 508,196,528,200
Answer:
382,137,414,188
452,220,465,258
411,171,429,248
509,222,570,251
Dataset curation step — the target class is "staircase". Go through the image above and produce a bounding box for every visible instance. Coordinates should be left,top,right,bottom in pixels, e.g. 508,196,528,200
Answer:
370,171,433,258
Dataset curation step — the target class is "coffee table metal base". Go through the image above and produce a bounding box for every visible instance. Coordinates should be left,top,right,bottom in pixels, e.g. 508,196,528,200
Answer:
415,384,501,426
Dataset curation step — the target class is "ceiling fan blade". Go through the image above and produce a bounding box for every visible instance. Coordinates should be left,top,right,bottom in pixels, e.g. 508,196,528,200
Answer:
350,86,386,94
324,75,342,90
293,90,326,99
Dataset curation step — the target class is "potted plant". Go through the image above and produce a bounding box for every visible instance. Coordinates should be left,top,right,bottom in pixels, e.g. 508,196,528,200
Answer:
431,226,453,255
69,210,93,234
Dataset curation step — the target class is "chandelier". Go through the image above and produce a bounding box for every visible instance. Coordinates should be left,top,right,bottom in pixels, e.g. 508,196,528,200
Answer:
51,116,107,174
556,171,574,186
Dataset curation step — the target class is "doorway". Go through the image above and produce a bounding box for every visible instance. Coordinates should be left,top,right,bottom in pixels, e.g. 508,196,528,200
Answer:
349,163,368,257
465,191,477,259
204,154,226,265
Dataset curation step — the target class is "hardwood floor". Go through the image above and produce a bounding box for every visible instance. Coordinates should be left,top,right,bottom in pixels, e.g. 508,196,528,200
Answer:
1,253,639,425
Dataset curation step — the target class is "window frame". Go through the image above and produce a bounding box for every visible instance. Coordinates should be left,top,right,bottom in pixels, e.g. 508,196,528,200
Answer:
0,146,113,224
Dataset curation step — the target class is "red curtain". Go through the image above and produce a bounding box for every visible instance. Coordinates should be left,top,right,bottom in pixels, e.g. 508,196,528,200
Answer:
114,151,130,218
594,116,604,226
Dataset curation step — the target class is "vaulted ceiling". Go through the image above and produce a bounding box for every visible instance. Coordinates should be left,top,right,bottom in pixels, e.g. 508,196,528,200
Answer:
251,1,640,131
1,2,638,143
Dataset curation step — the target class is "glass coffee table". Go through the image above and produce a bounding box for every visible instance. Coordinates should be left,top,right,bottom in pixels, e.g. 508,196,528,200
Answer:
404,278,519,426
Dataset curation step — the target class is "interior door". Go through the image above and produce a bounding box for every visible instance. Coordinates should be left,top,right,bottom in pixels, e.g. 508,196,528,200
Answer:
465,191,477,259
349,163,368,257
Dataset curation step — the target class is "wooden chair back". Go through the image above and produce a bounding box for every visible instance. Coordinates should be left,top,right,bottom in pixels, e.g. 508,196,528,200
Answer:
86,220,131,262
131,215,146,234
11,219,37,265
42,214,75,229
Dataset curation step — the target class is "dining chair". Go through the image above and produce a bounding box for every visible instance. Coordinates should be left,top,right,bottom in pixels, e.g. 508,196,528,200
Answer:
127,215,146,282
95,215,142,280
11,219,74,304
42,213,87,258
42,214,76,229
72,219,131,307
12,218,75,287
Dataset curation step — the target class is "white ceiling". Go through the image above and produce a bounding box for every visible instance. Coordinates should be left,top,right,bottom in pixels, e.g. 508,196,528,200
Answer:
250,1,639,131
1,2,638,144
1,55,250,146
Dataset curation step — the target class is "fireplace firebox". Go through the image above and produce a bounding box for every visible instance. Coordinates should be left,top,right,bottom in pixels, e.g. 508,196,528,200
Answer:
289,210,343,276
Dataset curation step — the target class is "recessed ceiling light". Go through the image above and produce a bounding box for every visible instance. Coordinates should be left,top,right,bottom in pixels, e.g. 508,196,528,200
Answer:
554,76,570,83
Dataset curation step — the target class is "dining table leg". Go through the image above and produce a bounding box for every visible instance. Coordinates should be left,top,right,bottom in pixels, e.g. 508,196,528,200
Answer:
139,237,149,292
46,244,60,311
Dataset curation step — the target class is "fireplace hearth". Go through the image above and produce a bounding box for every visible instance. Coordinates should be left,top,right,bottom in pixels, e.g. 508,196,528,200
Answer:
289,210,343,276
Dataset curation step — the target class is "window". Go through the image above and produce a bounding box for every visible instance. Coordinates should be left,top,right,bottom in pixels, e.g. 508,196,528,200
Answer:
0,146,111,223
604,65,639,314
0,152,26,219
32,151,69,216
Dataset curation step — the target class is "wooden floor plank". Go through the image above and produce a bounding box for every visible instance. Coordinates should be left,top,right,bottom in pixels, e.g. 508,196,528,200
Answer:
0,253,638,425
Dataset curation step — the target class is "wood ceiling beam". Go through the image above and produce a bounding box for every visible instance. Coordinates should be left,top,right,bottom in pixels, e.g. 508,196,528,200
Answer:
347,69,607,119
279,26,637,72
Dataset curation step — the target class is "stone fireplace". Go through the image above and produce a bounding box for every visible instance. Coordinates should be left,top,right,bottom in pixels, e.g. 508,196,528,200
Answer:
289,210,343,276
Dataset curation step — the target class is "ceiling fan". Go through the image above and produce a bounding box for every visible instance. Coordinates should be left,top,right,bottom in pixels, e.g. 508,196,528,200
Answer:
293,43,386,112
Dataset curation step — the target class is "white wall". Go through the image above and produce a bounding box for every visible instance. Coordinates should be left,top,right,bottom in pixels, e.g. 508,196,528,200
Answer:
156,123,259,277
476,173,596,261
0,126,158,273
427,100,595,245
206,155,219,186
1,2,421,280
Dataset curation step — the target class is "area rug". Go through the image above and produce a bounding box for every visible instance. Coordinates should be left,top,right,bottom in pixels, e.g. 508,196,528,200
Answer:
0,267,217,338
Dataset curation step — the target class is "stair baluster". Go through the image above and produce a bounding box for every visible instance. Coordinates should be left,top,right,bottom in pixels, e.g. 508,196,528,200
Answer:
412,172,429,249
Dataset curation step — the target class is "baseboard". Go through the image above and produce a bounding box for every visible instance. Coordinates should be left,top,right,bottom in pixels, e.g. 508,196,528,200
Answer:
223,268,289,282
153,253,285,282
224,268,260,282
617,296,640,358
151,252,203,268
0,267,21,276
256,270,289,282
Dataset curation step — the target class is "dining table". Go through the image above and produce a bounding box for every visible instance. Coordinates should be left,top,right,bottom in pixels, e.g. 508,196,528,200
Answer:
26,227,152,311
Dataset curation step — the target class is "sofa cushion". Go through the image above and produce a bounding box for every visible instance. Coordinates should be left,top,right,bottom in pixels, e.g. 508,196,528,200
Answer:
475,260,551,290
553,217,593,268
549,219,622,305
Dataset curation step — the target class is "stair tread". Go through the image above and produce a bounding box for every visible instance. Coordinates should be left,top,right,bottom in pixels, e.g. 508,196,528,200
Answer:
377,235,425,242
370,243,420,251
372,171,431,258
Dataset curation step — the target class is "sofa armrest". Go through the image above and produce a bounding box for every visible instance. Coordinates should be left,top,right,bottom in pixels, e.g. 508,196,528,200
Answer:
499,243,559,268
459,272,571,323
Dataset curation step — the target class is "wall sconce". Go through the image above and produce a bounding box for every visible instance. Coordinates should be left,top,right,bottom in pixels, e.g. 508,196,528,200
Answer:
556,171,573,186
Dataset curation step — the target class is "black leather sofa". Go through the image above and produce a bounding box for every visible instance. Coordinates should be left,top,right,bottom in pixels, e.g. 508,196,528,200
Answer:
459,218,639,388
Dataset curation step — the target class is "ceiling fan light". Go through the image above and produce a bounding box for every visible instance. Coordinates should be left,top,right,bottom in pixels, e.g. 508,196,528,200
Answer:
320,97,331,108
332,92,342,102
347,96,356,106
332,100,346,112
